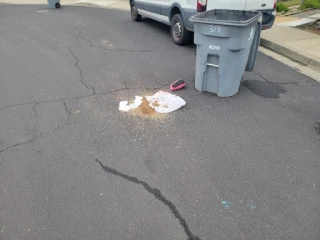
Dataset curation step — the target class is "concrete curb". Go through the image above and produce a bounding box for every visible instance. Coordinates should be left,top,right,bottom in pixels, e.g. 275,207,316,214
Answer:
73,1,129,11
278,18,317,27
73,2,108,8
260,38,320,73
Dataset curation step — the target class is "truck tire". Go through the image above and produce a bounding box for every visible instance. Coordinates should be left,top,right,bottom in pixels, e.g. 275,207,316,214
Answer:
171,14,190,45
131,1,142,22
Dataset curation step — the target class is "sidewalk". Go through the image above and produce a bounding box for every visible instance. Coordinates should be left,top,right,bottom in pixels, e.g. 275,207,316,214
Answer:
261,18,320,73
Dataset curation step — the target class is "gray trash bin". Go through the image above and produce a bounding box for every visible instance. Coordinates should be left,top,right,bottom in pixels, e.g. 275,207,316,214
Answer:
190,9,262,97
48,0,61,8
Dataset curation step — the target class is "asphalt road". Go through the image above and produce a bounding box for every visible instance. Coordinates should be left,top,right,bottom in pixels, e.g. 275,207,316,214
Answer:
0,4,320,240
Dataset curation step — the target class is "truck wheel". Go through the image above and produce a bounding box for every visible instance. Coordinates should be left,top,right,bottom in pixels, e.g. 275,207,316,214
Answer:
171,14,190,45
130,1,141,22
55,3,61,8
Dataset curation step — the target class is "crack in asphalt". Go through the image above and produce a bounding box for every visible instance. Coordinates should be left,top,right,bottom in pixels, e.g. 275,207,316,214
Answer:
0,133,42,154
0,85,168,111
68,47,88,89
95,158,201,240
110,47,152,53
123,79,128,90
31,103,39,138
0,101,73,154
91,86,96,95
243,71,320,98
63,24,151,53
145,84,170,91
68,47,95,94
63,101,72,125
0,119,72,154
32,103,39,118
0,84,168,153
305,79,320,87
81,37,151,53
252,71,303,86
65,25,82,41
314,122,320,135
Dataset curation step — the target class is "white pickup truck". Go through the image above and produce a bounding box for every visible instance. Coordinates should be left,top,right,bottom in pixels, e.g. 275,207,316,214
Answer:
130,0,277,44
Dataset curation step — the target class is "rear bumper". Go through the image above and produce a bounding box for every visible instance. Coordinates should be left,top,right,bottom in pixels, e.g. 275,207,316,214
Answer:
260,9,276,30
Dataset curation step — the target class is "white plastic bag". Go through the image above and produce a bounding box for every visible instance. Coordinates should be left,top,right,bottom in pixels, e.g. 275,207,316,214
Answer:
145,91,186,113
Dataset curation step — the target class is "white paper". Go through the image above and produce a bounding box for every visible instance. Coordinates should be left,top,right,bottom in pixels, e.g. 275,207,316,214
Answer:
119,96,143,111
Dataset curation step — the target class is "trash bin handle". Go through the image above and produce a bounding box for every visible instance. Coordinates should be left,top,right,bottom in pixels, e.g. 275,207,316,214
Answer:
207,63,219,68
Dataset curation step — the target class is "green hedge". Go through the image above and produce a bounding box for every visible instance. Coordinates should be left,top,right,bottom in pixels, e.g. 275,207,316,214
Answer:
276,2,290,12
300,0,320,9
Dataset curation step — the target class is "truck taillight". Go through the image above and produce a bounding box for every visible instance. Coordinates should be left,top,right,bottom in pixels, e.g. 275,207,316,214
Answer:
197,0,207,12
273,0,277,9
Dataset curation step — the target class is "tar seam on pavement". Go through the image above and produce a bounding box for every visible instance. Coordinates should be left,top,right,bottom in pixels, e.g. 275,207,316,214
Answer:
95,158,201,240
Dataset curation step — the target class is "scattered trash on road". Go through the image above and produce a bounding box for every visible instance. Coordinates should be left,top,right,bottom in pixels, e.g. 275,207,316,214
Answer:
145,91,186,113
119,91,186,116
119,96,143,112
132,98,159,118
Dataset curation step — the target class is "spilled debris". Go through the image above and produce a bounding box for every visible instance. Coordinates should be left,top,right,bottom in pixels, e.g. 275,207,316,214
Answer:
145,91,186,113
119,91,186,117
119,96,143,112
131,98,160,118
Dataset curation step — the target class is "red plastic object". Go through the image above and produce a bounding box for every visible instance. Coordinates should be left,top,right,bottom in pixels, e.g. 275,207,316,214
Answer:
170,79,186,91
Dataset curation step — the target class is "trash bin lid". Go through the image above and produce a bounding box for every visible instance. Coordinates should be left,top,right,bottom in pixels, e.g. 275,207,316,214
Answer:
190,9,262,27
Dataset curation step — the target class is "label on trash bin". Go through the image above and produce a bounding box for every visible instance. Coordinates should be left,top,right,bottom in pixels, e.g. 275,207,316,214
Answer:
209,45,220,51
209,25,221,34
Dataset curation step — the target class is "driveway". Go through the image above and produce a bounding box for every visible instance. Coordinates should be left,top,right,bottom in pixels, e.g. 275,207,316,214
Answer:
0,4,319,240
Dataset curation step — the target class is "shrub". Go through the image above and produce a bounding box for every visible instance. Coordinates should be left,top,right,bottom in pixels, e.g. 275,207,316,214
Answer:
300,0,320,9
276,2,290,12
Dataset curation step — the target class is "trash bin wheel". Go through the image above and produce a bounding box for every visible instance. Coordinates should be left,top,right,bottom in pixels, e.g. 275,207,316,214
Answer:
171,14,190,45
130,1,141,22
55,3,61,8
